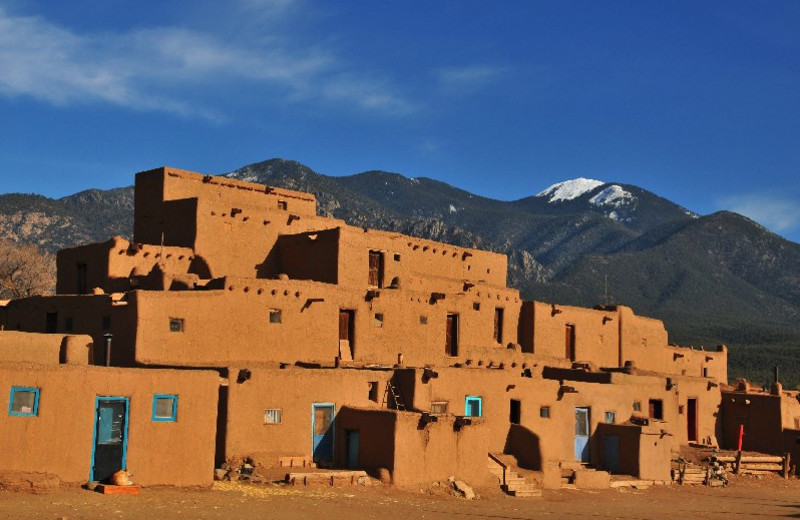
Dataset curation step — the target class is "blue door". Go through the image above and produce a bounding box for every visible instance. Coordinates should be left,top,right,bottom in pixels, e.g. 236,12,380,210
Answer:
465,396,482,417
347,430,360,469
602,435,619,473
312,403,335,464
574,407,590,462
91,397,129,482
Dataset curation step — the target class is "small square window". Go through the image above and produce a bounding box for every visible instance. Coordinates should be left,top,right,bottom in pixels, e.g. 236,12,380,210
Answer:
152,395,178,422
393,254,401,262
605,411,616,424
169,318,184,332
374,313,384,328
277,200,287,210
269,309,282,324
465,396,482,417
431,401,448,414
9,387,40,417
265,409,282,424
419,315,428,325
649,399,664,420
540,406,550,419
633,401,642,412
473,302,480,311
368,382,379,402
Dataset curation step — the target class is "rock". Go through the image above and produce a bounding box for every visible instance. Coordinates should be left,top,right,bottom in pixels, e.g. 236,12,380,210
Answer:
0,471,60,493
378,468,392,483
214,469,228,481
453,480,475,500
357,476,369,486
447,475,455,483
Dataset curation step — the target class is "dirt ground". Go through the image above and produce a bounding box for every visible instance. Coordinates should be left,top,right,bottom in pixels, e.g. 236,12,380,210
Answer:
2,473,800,520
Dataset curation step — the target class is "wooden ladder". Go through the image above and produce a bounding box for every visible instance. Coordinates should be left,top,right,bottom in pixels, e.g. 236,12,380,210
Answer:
383,380,406,411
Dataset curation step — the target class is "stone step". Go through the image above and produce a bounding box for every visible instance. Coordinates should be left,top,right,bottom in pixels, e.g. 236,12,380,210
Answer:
510,489,542,498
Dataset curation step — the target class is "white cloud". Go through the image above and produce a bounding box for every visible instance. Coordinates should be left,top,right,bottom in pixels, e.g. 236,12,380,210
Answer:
0,5,411,119
721,193,800,234
436,65,506,93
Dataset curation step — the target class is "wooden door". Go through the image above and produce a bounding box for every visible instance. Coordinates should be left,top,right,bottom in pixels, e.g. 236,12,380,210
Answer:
368,251,383,287
445,314,458,356
91,397,129,482
339,310,355,360
687,398,698,442
574,407,590,462
494,308,503,343
565,324,576,361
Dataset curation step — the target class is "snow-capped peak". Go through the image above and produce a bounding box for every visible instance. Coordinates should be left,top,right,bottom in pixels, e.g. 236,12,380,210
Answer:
589,185,634,208
537,178,604,202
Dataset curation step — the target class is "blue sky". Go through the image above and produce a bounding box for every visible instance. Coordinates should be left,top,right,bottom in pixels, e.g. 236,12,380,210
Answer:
1,0,799,242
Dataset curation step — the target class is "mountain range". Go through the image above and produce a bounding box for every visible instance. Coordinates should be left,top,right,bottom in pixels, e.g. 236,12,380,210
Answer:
2,158,799,387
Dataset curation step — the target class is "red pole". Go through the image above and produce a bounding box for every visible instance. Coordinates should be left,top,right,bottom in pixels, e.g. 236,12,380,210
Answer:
737,424,744,451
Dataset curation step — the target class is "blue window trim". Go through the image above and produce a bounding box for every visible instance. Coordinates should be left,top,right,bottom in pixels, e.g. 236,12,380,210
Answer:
152,394,178,422
89,396,130,482
8,386,40,417
465,395,482,417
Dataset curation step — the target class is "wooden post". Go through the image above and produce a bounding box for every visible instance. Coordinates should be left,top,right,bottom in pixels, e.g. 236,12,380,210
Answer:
783,452,791,479
734,424,744,475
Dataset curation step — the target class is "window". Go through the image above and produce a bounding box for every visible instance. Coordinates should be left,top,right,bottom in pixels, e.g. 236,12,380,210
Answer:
473,302,480,311
465,396,482,417
633,401,642,412
269,309,282,324
264,409,282,424
445,314,459,357
277,200,287,210
373,313,384,328
540,406,551,419
393,253,401,262
565,324,576,361
431,401,448,414
494,308,504,343
605,411,616,424
649,399,664,420
419,315,428,325
368,382,379,402
9,387,39,417
152,395,178,422
510,399,521,424
169,317,184,332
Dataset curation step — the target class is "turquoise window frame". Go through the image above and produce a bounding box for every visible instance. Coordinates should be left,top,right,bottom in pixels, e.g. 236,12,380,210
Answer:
8,386,40,417
465,395,482,417
152,394,178,422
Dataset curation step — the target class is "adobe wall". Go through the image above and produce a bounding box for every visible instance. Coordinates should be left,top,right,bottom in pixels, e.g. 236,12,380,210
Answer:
779,390,800,430
334,407,396,476
0,363,218,486
0,331,92,365
3,295,138,367
134,167,317,244
223,367,393,467
617,306,669,369
391,412,491,487
57,237,196,294
399,367,720,465
523,302,619,365
720,391,783,454
132,278,524,368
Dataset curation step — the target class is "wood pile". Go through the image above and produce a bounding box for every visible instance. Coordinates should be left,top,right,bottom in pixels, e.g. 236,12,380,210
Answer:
671,458,728,486
707,454,790,478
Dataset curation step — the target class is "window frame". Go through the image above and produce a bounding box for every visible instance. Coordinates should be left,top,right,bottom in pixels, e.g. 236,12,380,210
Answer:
269,309,282,324
169,317,185,332
539,405,551,419
152,394,178,422
9,386,40,417
605,411,616,424
465,395,482,417
264,408,282,425
431,401,449,415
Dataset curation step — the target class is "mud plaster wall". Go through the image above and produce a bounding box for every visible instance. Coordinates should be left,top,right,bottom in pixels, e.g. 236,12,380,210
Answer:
223,368,394,466
595,422,673,481
403,367,719,466
3,295,138,367
334,407,396,475
720,392,783,453
131,280,522,368
390,413,491,487
779,392,800,430
0,331,92,365
0,363,218,486
528,302,619,365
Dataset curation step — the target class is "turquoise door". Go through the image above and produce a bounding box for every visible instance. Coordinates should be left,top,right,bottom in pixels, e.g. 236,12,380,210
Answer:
346,430,360,469
91,397,129,482
602,435,619,473
312,403,335,464
574,407,590,462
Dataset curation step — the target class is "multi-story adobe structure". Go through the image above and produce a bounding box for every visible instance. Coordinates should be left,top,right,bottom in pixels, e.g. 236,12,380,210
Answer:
0,166,731,489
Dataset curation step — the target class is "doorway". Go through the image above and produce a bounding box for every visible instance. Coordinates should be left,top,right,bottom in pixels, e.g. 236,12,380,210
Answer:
574,407,590,462
445,314,459,356
602,435,620,473
346,430,360,469
339,310,355,361
687,398,698,442
312,403,335,464
91,397,129,482
565,324,576,361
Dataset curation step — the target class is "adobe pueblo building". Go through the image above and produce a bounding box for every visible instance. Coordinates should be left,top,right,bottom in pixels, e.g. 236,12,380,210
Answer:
1,165,781,491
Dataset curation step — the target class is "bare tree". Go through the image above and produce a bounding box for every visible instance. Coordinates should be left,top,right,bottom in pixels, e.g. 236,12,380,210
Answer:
0,240,56,299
